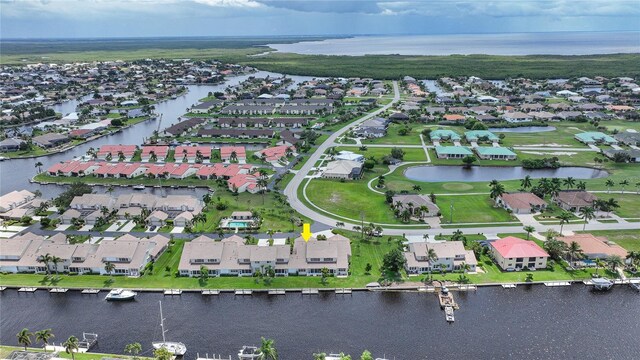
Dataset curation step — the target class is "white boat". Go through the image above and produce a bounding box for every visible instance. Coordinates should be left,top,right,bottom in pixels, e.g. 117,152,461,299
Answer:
591,278,614,291
238,346,262,359
445,306,455,322
152,301,187,356
133,185,146,190
104,288,137,301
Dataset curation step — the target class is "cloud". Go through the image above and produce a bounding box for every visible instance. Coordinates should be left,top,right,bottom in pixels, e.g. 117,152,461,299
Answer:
194,0,262,8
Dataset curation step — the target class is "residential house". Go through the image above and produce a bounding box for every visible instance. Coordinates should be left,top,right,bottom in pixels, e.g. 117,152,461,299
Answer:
554,190,598,212
434,146,473,159
490,236,549,270
404,241,477,274
496,192,547,214
557,233,628,267
322,160,364,180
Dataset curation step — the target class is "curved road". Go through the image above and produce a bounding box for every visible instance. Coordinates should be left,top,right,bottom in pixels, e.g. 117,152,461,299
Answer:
284,81,640,236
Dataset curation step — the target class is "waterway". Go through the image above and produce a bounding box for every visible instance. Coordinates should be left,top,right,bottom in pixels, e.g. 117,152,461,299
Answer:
0,72,316,198
404,165,609,183
1,286,639,359
268,31,640,56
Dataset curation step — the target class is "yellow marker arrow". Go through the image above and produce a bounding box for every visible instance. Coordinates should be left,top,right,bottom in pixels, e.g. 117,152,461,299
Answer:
301,223,312,242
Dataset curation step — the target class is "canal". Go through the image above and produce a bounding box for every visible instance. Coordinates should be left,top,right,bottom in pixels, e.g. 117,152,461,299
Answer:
0,286,639,359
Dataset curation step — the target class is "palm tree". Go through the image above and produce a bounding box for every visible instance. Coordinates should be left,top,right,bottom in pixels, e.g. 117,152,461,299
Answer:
104,261,116,277
579,206,595,230
557,211,572,235
412,185,422,192
257,178,268,205
606,198,619,217
489,182,505,200
37,253,52,276
426,248,438,282
63,336,79,360
594,258,604,277
605,179,615,193
16,328,33,351
523,225,535,240
35,329,55,351
567,241,583,268
619,180,629,194
35,161,43,174
520,175,532,190
258,337,278,360
576,181,587,191
51,256,62,277
230,150,238,162
606,255,624,272
563,177,575,189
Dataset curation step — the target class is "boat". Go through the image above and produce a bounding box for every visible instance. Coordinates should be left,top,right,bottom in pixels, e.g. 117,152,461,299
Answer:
445,306,455,322
152,301,187,356
237,346,262,359
104,288,137,301
629,282,640,292
591,278,614,291
133,185,146,190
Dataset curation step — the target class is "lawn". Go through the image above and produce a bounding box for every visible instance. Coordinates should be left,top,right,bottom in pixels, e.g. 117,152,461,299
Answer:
575,229,640,252
604,193,640,219
437,195,516,224
361,123,423,145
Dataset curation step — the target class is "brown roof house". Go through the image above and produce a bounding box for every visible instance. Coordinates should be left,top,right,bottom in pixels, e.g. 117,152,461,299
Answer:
554,190,597,212
557,234,627,267
496,192,547,214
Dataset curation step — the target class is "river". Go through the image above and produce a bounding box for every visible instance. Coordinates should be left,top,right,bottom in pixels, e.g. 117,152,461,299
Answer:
0,286,639,359
0,72,317,198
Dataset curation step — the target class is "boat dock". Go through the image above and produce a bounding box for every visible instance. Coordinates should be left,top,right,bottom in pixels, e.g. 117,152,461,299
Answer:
202,289,220,295
268,289,286,295
81,289,100,294
502,284,517,289
196,354,232,360
302,288,319,295
49,288,69,293
18,287,37,292
544,281,571,287
438,291,459,309
335,288,352,295
163,289,182,295
235,290,252,296
78,333,98,350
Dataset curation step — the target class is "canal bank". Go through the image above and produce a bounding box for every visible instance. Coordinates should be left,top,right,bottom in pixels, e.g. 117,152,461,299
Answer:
1,286,639,359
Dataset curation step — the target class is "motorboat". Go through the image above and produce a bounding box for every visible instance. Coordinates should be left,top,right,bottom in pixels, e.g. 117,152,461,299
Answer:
152,301,187,356
133,185,146,190
591,278,614,291
238,346,262,359
104,288,137,301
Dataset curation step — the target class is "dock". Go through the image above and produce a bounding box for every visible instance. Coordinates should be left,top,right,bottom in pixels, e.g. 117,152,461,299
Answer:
438,291,459,309
335,288,352,295
302,288,319,295
78,333,98,351
49,288,69,293
235,289,252,296
502,284,517,289
202,289,220,295
81,289,100,294
444,306,455,322
544,281,571,287
18,287,37,292
196,354,232,360
163,289,182,295
268,289,286,295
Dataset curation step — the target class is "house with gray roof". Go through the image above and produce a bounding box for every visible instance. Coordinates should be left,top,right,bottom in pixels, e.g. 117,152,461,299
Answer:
404,241,477,274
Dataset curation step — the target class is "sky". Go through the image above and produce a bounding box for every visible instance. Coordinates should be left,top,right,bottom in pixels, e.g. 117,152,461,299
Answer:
1,0,640,39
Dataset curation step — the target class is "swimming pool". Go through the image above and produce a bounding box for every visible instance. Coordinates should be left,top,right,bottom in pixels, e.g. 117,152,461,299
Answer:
228,221,250,228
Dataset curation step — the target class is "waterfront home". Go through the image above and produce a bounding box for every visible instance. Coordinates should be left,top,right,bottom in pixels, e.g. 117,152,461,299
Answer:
32,133,69,148
465,130,499,144
197,128,276,139
554,190,598,212
94,163,147,178
46,161,101,177
0,138,25,152
227,174,259,193
220,104,275,115
195,163,254,180
404,241,477,274
97,144,137,161
0,190,35,213
191,100,222,113
496,192,547,214
220,146,247,163
557,234,627,267
178,234,351,277
490,236,549,270
174,145,212,163
502,111,533,123
391,194,440,218
334,150,364,163
140,145,169,162
434,146,473,159
253,145,295,163
474,147,517,160
218,117,270,128
574,132,618,145
429,129,461,143
161,117,207,137
322,160,364,180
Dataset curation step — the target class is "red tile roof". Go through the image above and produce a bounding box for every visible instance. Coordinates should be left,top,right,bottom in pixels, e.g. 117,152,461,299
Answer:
491,237,549,258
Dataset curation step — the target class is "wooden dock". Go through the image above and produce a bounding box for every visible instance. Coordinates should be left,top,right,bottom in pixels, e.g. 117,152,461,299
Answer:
81,289,100,294
302,288,319,295
268,289,286,295
163,289,182,295
18,287,37,292
438,292,459,309
49,288,68,293
234,290,252,296
335,288,352,294
202,289,220,295
544,281,571,287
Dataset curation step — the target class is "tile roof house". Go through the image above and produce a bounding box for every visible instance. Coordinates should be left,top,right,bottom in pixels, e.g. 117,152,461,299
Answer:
404,241,477,274
490,236,549,270
254,145,294,163
557,234,627,267
496,192,547,214
140,146,169,162
0,190,35,213
322,160,364,180
220,146,247,163
97,144,137,161
554,190,598,212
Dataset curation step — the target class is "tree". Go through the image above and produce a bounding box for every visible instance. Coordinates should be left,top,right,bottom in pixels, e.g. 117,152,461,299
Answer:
320,267,330,285
63,336,79,360
258,337,278,360
124,343,142,360
199,265,209,282
360,350,373,360
605,179,615,193
606,255,624,272
525,273,534,282
563,177,575,189
51,256,62,277
579,206,595,230
154,347,172,360
489,182,506,200
381,248,406,276
37,253,52,276
523,225,535,240
557,211,572,235
104,261,116,277
16,328,33,351
594,258,604,277
35,161,43,174
520,175,532,190
35,329,54,351
620,179,629,194
364,263,372,275
461,155,477,168
567,241,583,268
313,354,327,360
412,185,422,192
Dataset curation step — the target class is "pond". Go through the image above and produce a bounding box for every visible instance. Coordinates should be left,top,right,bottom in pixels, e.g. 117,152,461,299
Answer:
404,165,609,183
489,126,557,133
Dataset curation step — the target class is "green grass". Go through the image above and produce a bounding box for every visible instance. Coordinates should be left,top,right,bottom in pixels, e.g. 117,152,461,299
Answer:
361,123,423,145
603,193,640,218
0,147,49,158
575,229,640,252
438,195,516,224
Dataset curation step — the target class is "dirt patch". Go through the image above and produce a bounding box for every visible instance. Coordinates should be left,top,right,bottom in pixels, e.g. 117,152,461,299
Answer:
329,193,341,203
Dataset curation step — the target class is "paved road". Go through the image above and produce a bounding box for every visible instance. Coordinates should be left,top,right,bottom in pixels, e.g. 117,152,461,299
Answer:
284,81,400,232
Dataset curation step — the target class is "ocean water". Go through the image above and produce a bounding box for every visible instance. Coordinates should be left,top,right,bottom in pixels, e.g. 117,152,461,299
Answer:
268,31,640,56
